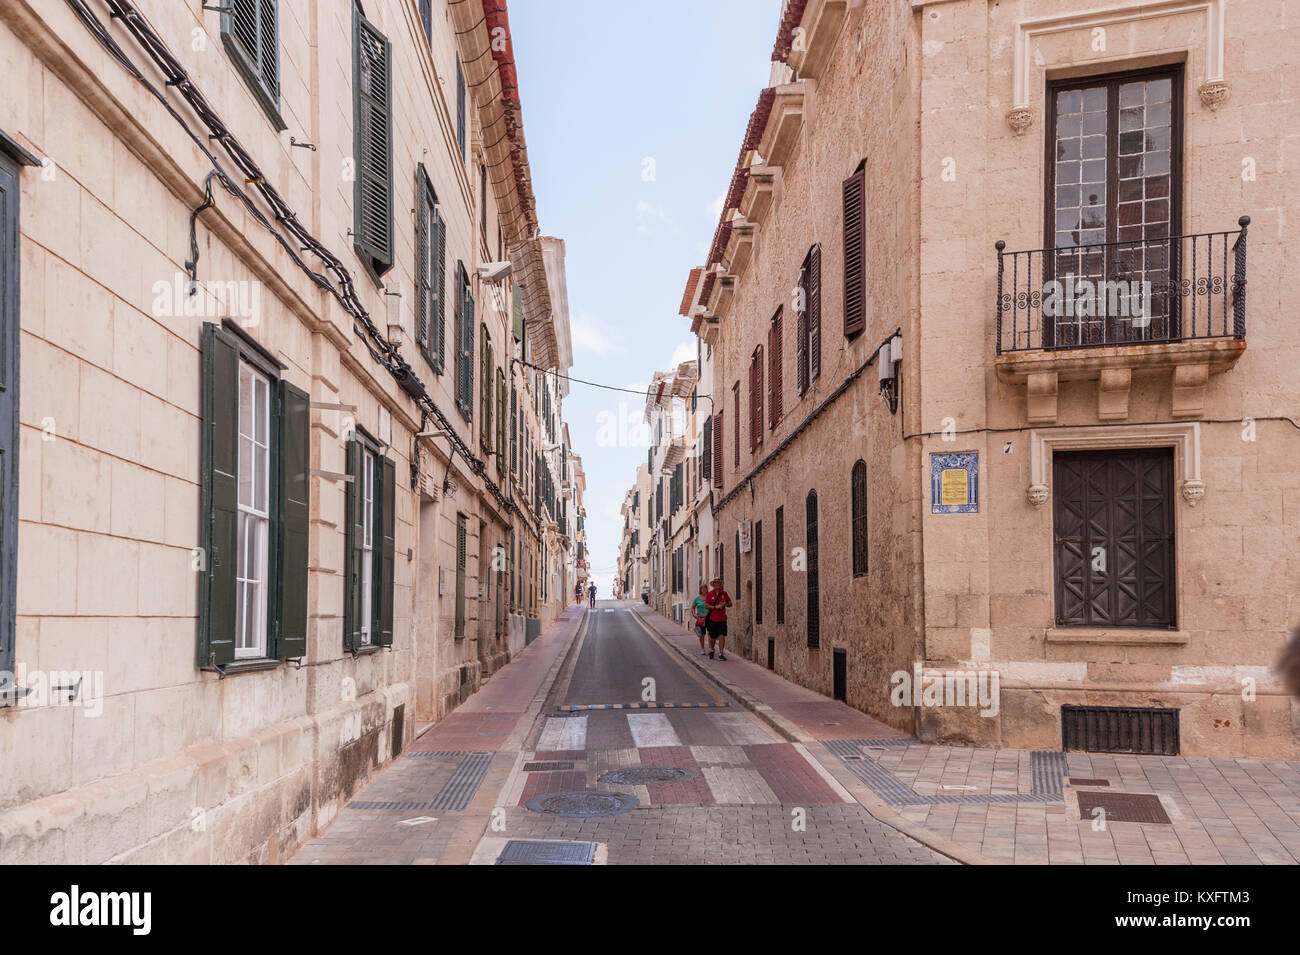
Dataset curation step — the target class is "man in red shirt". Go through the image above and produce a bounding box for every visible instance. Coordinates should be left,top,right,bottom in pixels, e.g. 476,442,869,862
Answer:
704,576,732,661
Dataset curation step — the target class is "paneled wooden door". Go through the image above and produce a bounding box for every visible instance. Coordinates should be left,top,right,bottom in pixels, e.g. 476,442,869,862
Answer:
1053,448,1175,628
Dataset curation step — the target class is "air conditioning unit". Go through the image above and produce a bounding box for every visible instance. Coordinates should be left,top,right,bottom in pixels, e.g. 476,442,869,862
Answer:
739,520,753,553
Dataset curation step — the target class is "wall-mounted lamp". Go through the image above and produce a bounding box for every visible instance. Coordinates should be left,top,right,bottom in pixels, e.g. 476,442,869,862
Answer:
878,333,903,414
384,286,404,346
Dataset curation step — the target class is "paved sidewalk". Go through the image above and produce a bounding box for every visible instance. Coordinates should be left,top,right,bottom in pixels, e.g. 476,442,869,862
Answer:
288,607,585,865
632,603,1300,865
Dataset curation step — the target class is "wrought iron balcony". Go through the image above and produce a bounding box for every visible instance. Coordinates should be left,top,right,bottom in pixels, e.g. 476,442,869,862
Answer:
995,217,1248,354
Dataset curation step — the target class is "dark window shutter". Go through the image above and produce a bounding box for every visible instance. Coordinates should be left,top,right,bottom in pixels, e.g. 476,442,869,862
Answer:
510,384,518,473
512,284,524,342
497,372,507,472
732,384,740,469
415,167,430,352
224,0,282,123
278,379,310,660
754,520,763,625
352,9,393,275
343,437,364,651
455,514,467,638
809,243,822,380
735,529,741,594
712,412,723,487
775,506,785,624
432,208,446,371
769,310,782,427
796,265,809,396
376,457,396,646
851,459,868,578
480,327,491,447
199,323,240,668
418,0,432,44
842,168,867,336
456,58,467,160
702,415,712,481
806,490,820,648
752,346,763,451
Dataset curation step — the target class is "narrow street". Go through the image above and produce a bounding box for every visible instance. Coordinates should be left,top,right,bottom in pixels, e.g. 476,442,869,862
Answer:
290,603,951,865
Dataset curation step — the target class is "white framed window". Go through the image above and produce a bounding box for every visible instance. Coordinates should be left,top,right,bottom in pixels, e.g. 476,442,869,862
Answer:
236,360,271,659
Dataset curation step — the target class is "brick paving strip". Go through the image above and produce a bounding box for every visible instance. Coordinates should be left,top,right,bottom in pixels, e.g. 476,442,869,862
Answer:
287,608,588,865
628,604,1300,866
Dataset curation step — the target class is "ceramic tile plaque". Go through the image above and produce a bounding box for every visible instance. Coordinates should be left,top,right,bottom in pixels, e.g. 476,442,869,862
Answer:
931,451,978,514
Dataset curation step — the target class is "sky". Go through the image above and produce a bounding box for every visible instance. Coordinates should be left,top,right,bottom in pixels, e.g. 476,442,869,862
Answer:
509,0,783,596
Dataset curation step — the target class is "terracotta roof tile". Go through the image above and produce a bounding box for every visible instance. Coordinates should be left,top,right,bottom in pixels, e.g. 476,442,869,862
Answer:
771,0,811,63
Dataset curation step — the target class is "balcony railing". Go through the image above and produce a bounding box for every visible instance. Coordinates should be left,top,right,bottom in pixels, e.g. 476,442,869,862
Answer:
995,217,1248,354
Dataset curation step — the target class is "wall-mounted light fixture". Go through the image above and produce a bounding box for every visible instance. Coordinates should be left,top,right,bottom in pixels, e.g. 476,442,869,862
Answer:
878,333,903,414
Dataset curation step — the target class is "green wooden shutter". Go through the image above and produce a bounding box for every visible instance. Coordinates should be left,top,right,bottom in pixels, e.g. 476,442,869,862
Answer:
414,166,430,352
278,379,310,660
496,372,506,472
432,208,446,371
455,513,467,638
199,323,240,667
376,457,395,646
343,438,363,651
352,7,393,275
480,328,491,448
512,284,523,342
462,271,475,416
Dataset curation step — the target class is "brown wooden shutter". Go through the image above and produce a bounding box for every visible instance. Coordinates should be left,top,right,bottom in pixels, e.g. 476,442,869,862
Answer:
713,412,723,487
796,266,809,396
732,383,740,469
842,168,866,337
764,310,774,426
809,243,822,380
752,345,763,451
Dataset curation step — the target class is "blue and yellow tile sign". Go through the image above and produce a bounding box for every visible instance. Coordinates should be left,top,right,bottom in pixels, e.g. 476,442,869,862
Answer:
931,451,978,514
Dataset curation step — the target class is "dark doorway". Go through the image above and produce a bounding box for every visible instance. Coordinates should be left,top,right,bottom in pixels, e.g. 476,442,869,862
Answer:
1053,448,1175,628
832,648,846,701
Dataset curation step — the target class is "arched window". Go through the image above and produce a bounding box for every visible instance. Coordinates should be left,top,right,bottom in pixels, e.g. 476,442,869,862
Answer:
805,490,820,649
851,460,868,577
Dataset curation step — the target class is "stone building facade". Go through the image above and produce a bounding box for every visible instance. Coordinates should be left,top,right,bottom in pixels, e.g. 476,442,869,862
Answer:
673,0,1298,757
0,0,578,864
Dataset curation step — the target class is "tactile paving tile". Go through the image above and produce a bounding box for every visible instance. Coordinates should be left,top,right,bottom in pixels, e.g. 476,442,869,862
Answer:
430,751,495,810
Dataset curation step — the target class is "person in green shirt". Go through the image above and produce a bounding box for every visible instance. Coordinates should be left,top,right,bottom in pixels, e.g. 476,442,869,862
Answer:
691,585,710,655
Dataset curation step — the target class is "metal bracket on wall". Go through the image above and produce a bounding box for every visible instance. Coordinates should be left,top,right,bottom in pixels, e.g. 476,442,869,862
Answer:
309,401,357,413
311,469,354,483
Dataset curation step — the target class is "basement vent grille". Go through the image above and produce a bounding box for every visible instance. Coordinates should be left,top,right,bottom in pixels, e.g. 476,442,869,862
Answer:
1062,705,1180,756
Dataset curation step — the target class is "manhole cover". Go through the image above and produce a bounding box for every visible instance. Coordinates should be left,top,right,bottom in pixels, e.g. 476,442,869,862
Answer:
496,839,596,865
600,767,698,786
1077,791,1170,824
524,791,638,817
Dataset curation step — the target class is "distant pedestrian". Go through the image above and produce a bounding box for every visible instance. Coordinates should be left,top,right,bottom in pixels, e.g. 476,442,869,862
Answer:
704,576,732,661
574,582,583,606
692,585,710,655
588,582,597,608
641,582,649,605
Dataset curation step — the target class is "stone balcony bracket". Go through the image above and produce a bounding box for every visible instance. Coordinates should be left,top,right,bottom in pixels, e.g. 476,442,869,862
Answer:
785,0,848,80
997,338,1246,425
758,81,809,169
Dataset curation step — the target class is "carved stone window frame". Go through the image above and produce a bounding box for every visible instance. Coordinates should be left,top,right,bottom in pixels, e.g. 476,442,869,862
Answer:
1027,421,1204,508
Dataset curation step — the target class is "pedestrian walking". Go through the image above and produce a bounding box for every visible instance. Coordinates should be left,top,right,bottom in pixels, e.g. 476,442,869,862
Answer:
587,582,597,608
574,581,583,606
692,585,710,655
704,576,732,660
641,582,649,605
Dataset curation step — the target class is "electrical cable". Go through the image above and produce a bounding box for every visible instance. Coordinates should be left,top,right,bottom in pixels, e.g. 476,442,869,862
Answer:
65,0,535,532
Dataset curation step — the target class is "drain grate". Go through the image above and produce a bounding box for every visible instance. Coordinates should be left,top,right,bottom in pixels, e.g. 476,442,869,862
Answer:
1077,791,1171,824
524,790,638,817
496,840,596,865
1030,750,1067,797
430,752,494,810
600,767,698,786
523,761,575,772
404,750,478,758
1068,777,1110,787
347,800,440,811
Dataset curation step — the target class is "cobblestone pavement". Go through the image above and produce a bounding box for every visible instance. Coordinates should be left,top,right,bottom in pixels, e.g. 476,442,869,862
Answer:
289,603,953,865
636,603,1300,866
